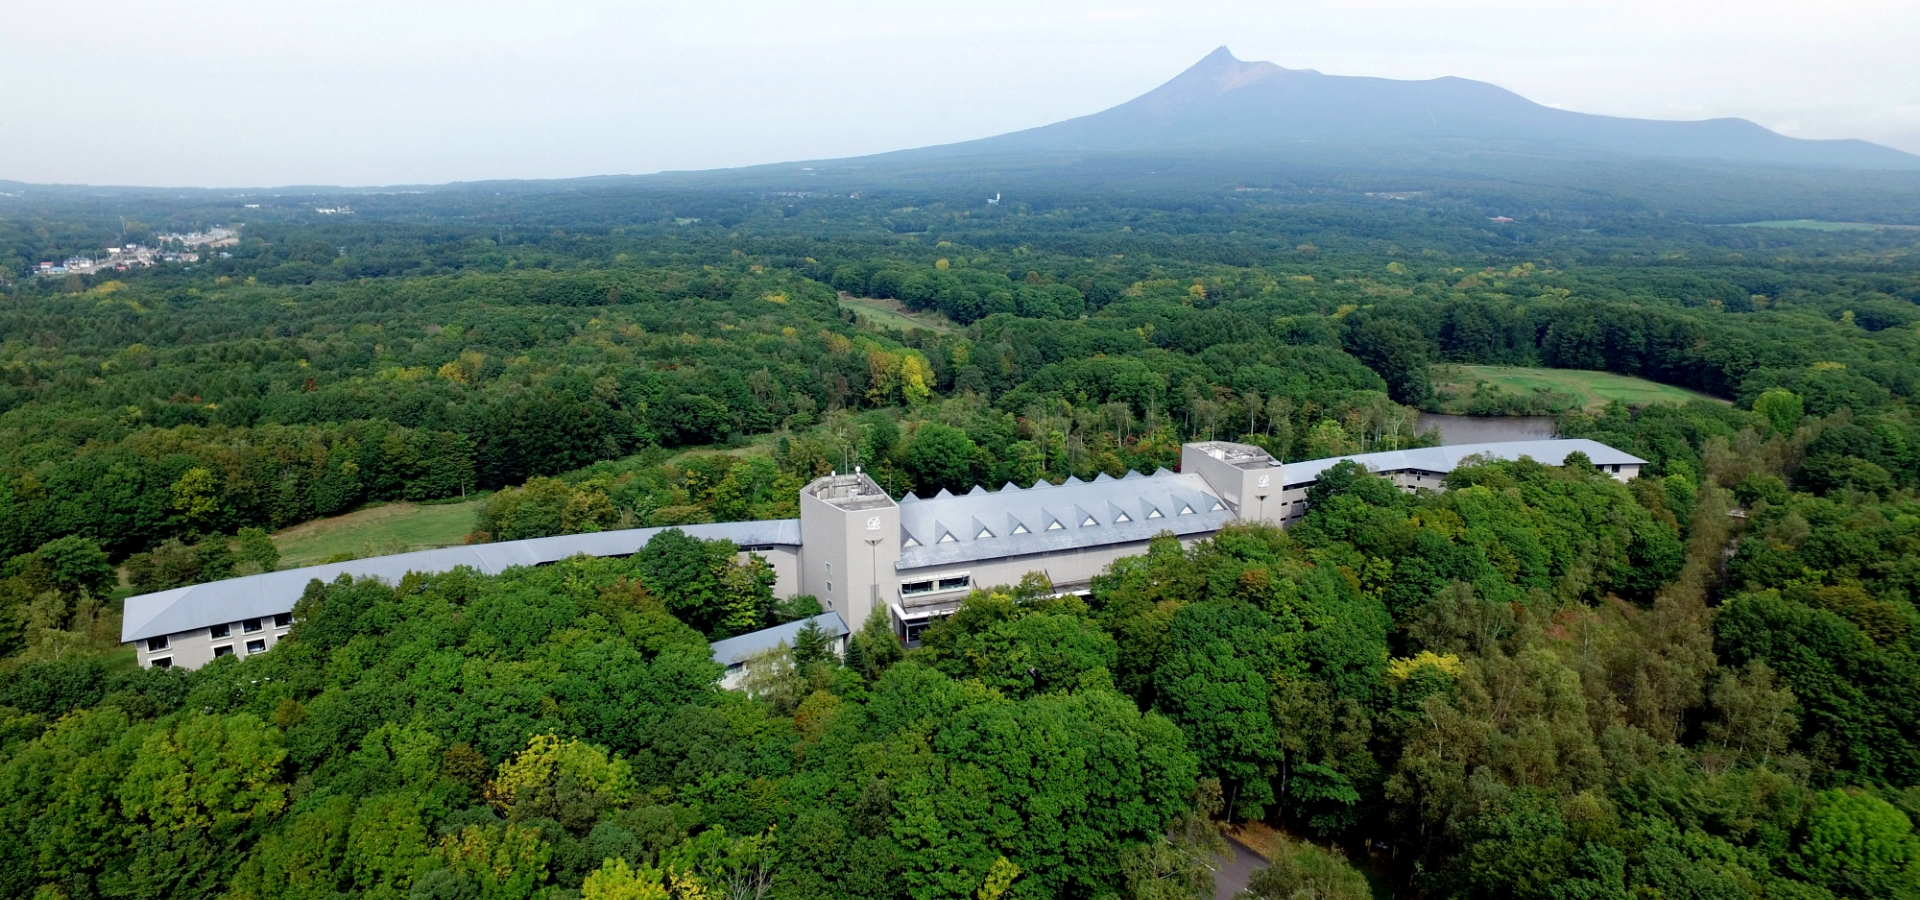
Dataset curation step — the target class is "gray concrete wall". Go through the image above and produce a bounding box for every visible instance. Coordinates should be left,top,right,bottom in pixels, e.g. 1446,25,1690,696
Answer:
136,615,293,670
797,473,899,630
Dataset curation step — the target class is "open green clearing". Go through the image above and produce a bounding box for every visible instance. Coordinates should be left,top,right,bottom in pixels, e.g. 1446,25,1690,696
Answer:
1732,219,1920,232
837,292,959,334
273,497,488,567
1432,364,1725,414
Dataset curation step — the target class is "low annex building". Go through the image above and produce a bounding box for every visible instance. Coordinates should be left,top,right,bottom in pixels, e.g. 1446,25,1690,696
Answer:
122,438,1644,669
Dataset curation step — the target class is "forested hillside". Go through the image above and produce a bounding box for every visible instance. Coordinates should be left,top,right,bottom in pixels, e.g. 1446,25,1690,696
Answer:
1,181,1918,899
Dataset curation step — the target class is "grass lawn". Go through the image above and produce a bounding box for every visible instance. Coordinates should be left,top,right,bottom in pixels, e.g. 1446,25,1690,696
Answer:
1433,364,1724,413
274,497,489,567
838,293,959,334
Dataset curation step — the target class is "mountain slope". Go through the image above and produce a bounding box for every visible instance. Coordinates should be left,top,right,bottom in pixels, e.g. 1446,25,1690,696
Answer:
887,47,1919,170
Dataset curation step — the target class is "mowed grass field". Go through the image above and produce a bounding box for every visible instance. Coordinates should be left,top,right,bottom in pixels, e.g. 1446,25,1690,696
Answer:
273,497,488,567
1436,365,1725,411
837,293,959,334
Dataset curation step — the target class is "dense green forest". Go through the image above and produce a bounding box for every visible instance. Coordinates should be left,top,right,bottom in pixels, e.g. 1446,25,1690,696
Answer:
1,179,1918,899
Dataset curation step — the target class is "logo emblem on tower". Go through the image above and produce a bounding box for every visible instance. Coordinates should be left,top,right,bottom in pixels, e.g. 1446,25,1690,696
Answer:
1256,475,1270,488
866,516,882,531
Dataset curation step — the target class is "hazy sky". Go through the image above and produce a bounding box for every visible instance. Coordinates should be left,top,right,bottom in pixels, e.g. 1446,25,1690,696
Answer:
6,0,1917,187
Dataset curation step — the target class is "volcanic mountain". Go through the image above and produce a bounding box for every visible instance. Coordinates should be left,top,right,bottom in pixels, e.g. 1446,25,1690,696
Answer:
853,47,1918,171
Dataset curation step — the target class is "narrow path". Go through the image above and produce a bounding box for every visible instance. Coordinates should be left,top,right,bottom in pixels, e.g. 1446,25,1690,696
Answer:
1213,835,1267,900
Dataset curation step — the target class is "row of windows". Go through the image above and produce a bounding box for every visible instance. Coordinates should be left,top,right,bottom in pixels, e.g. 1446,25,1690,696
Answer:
900,575,971,596
143,612,292,654
148,634,271,669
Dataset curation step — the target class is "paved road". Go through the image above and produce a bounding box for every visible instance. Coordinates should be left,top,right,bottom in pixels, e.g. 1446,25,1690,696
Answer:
1213,836,1267,900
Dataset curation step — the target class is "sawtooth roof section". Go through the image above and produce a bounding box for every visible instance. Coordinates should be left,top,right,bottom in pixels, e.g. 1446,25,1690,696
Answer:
709,612,849,667
895,470,1231,570
1278,439,1647,488
121,519,802,643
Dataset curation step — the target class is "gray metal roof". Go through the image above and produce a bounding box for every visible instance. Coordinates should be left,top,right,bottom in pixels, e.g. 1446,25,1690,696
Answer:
709,612,849,667
121,518,801,643
1277,439,1647,488
895,469,1235,570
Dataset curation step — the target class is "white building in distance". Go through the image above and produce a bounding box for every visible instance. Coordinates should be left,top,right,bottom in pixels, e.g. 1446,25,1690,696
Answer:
121,438,1643,670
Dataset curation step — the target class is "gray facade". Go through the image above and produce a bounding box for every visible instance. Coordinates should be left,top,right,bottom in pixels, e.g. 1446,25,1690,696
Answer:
123,438,1645,667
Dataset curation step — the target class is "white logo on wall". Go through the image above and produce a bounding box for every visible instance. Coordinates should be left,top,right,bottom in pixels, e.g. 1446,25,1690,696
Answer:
1256,475,1270,488
865,516,882,531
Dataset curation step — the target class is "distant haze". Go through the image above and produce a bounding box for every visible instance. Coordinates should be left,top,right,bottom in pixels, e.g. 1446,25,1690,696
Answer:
4,0,1917,187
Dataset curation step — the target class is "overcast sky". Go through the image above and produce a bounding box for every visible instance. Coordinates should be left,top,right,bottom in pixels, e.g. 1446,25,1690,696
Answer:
5,0,1917,187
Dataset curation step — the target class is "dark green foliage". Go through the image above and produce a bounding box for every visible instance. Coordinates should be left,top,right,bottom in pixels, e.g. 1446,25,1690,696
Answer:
634,527,777,637
4,167,1920,900
902,423,979,495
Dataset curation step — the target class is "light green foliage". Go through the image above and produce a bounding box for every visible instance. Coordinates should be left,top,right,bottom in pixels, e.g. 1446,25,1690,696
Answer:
1793,790,1920,899
234,525,281,574
119,712,288,833
1242,837,1371,900
1753,388,1806,434
581,856,671,900
473,476,619,542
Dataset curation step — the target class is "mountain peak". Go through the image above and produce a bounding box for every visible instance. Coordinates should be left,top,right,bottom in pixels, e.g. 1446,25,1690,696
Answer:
1122,47,1295,117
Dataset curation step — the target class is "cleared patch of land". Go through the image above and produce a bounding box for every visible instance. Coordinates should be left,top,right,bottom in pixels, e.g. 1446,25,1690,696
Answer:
1733,220,1920,232
1432,364,1724,414
274,497,488,567
838,293,959,334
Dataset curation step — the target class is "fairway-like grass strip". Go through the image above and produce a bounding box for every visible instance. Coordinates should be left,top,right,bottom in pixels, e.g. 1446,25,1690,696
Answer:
1432,364,1724,414
274,497,488,567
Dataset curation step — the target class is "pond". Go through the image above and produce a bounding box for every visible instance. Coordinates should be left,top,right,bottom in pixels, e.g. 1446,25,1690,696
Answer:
1417,412,1557,445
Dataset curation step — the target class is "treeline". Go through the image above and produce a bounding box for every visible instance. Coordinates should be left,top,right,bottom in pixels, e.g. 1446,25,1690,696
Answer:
4,400,1917,897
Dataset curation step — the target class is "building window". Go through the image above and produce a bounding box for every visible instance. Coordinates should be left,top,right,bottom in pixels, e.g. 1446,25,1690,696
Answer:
273,613,292,628
937,576,970,592
214,645,234,657
825,562,832,574
901,580,934,596
150,657,172,669
245,639,266,654
146,635,169,652
210,623,230,638
825,581,832,594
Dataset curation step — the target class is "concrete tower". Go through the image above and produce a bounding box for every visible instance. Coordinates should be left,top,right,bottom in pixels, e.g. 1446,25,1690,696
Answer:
1181,440,1284,525
797,471,900,631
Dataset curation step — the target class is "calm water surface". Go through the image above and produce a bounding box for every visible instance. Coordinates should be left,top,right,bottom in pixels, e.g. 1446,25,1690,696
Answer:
1417,413,1556,445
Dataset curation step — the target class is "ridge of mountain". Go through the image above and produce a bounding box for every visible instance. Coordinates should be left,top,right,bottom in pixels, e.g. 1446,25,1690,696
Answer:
850,47,1919,171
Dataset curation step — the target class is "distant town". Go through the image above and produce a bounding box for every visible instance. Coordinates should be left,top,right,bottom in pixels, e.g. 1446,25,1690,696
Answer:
34,226,239,277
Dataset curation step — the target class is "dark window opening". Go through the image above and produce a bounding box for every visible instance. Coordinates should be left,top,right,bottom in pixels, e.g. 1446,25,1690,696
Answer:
146,636,169,652
150,657,172,669
273,613,292,628
245,639,266,654
210,623,230,638
937,576,970,592
901,580,934,596
243,618,263,633
214,645,234,657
